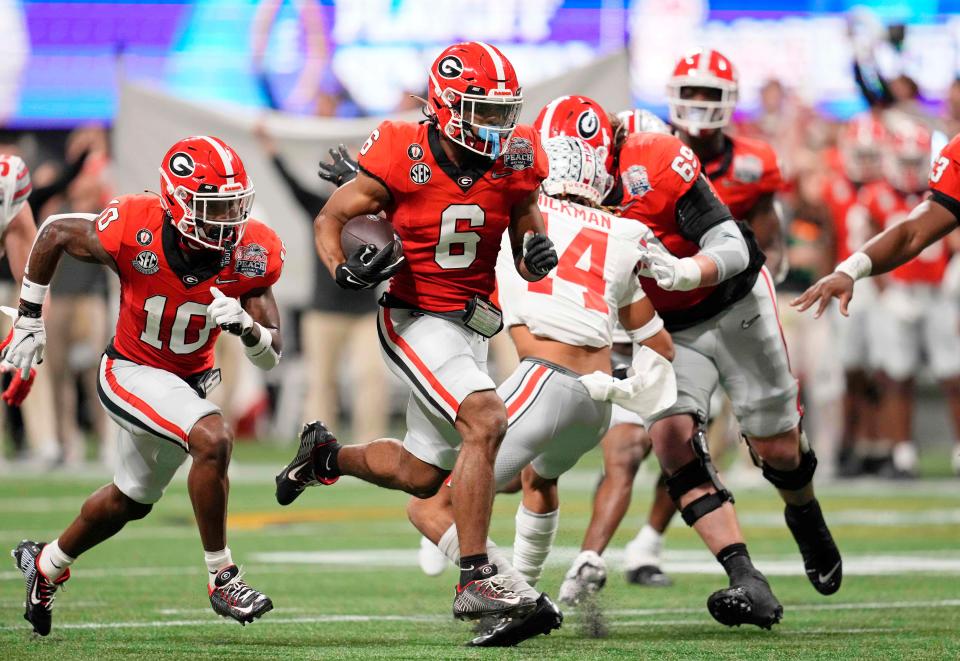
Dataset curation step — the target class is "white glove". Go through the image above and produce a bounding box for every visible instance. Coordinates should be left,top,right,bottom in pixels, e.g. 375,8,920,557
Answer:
0,306,45,380
638,242,701,291
579,346,677,418
207,287,253,336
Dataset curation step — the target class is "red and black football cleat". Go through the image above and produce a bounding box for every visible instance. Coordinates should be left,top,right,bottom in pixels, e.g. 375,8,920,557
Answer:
208,565,273,625
275,421,340,506
11,540,70,636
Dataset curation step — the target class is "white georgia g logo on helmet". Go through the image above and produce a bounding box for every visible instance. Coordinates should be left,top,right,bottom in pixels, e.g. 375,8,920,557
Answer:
437,55,464,79
168,152,195,177
577,110,600,140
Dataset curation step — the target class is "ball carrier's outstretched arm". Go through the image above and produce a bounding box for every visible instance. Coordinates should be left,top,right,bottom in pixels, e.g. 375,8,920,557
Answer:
792,197,958,317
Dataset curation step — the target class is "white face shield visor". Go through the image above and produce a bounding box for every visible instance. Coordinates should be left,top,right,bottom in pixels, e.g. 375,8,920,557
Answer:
444,89,523,159
161,168,254,250
667,79,737,136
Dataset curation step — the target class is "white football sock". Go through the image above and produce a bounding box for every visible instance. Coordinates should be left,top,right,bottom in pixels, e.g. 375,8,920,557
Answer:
625,524,664,569
38,539,74,582
204,547,234,587
513,505,558,586
435,524,538,598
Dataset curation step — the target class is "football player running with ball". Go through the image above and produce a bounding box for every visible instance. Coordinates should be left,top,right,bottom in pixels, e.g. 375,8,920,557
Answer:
406,135,676,646
275,42,558,621
9,136,283,636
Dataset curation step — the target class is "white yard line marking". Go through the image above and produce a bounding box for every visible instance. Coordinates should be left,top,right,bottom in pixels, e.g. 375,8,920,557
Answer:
0,601,955,632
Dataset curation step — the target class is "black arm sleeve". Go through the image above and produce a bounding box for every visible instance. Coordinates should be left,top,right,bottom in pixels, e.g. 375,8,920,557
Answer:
29,149,91,216
853,60,894,109
931,190,960,224
675,174,735,244
270,155,328,218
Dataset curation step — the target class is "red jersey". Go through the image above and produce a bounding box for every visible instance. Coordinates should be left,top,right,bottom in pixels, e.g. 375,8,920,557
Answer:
703,134,782,221
95,194,284,377
930,133,960,221
357,121,547,312
861,181,947,284
822,176,875,264
617,132,763,331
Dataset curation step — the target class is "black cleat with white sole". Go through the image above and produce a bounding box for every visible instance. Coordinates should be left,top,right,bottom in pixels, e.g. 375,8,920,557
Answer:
275,421,341,506
208,565,273,625
468,593,563,647
707,569,783,630
785,499,842,595
453,565,537,621
11,540,70,636
625,564,673,587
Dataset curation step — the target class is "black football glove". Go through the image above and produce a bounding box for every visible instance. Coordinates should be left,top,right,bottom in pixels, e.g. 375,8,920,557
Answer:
522,232,558,278
318,144,359,187
335,241,404,290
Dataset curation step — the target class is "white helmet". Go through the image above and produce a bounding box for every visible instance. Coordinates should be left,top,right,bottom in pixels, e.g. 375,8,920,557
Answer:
617,108,671,136
0,154,31,228
542,136,611,206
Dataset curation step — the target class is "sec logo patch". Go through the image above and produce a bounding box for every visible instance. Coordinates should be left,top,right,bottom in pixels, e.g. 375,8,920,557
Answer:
410,163,432,185
133,250,159,275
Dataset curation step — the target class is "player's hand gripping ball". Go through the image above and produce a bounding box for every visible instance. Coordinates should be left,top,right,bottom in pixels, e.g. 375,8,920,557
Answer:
207,287,253,336
335,215,404,290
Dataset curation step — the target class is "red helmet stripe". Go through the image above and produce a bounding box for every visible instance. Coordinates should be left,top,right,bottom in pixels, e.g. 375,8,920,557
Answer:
198,135,235,181
476,41,506,90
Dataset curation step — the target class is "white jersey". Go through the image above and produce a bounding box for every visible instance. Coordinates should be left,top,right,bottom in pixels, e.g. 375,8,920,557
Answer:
0,154,31,233
497,194,651,348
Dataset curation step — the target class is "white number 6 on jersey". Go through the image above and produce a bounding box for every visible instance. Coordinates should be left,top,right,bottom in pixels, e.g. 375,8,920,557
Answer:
435,204,485,269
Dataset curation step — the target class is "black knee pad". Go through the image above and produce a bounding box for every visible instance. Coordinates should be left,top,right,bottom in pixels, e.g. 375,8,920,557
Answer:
762,445,818,491
665,427,734,526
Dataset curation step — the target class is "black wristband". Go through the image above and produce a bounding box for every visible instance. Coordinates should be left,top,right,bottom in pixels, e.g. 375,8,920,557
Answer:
18,300,42,319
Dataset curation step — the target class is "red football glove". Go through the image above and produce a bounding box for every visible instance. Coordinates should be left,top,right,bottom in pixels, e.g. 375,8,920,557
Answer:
2,367,35,406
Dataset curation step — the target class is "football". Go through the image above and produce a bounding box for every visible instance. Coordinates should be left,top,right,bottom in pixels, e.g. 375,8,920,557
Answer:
340,214,402,263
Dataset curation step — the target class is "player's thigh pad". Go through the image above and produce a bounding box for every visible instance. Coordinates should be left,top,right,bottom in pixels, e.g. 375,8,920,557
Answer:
923,289,960,379
645,323,721,427
715,271,800,438
494,359,611,487
98,356,219,503
377,307,495,425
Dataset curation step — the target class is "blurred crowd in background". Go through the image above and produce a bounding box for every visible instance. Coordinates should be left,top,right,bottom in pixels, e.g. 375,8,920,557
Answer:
2,1,960,482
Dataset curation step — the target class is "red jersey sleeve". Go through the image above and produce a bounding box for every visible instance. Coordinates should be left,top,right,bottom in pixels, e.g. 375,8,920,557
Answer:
234,221,285,293
357,120,398,196
930,134,960,221
530,128,549,182
619,132,700,204
93,196,130,263
754,141,783,195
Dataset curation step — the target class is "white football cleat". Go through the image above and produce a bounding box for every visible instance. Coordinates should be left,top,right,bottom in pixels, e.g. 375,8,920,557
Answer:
418,536,450,576
558,550,606,605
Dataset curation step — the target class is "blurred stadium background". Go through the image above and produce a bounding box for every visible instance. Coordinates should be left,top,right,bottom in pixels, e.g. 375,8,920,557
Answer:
1,1,959,657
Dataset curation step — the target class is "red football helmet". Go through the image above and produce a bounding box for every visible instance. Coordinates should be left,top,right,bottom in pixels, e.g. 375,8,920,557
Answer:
883,117,932,194
427,41,523,159
839,113,888,184
616,108,671,136
534,95,614,176
667,49,738,135
159,136,254,251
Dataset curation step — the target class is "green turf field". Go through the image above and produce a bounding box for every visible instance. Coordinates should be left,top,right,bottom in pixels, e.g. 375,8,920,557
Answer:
1,443,958,660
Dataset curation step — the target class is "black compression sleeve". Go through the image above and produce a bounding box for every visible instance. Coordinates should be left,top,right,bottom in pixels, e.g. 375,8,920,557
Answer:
675,175,734,244
931,190,960,224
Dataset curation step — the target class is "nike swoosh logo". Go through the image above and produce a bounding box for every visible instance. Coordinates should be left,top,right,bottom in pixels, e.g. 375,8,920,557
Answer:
324,454,333,471
215,277,238,284
51,560,62,569
741,314,761,329
288,463,312,482
491,171,512,179
344,274,368,287
818,561,841,584
29,581,43,606
461,565,475,571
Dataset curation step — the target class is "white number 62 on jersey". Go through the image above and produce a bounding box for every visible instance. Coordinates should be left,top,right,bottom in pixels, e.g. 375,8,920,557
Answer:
671,145,697,183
